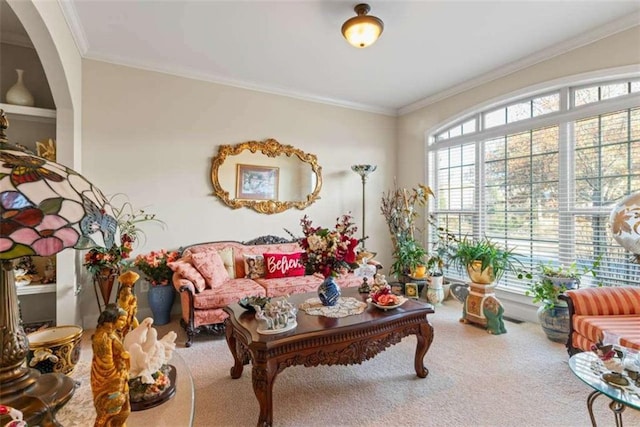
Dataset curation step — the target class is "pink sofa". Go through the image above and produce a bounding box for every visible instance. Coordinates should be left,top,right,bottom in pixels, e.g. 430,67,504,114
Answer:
170,236,366,346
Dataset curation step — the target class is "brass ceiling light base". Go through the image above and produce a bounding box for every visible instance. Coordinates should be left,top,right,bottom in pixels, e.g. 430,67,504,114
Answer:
341,3,384,48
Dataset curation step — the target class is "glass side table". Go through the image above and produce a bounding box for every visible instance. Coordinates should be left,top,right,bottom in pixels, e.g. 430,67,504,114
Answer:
569,351,640,427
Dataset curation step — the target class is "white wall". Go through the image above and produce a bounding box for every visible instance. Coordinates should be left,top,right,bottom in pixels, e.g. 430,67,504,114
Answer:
79,59,396,323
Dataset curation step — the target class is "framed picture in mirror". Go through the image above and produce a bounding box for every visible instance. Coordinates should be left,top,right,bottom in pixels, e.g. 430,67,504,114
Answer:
236,164,279,200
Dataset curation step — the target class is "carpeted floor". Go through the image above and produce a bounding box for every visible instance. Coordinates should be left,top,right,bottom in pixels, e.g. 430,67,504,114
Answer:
59,298,640,426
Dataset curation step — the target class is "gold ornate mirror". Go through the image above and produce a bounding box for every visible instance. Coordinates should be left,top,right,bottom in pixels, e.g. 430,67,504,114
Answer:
211,138,323,214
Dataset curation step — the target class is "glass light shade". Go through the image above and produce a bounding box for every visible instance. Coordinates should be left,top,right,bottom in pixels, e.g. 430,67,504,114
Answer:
342,18,383,48
0,146,120,260
341,4,384,49
351,164,377,178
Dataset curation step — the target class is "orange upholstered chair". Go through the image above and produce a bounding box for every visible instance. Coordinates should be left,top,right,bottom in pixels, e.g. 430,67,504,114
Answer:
560,286,640,355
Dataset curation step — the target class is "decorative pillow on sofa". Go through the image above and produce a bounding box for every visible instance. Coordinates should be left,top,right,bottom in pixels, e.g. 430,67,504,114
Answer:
191,250,230,288
168,256,207,292
243,254,265,279
218,247,236,279
263,252,305,279
189,246,236,279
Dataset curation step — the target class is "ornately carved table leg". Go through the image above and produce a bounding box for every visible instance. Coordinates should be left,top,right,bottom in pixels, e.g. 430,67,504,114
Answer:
225,320,244,378
252,360,278,427
414,320,434,378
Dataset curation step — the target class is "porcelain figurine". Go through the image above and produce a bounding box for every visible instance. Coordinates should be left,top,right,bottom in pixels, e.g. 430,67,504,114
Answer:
123,317,177,384
253,297,297,331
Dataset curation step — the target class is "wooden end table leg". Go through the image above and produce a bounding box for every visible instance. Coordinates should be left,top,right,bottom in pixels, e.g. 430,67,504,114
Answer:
224,320,244,378
414,320,434,378
252,360,278,427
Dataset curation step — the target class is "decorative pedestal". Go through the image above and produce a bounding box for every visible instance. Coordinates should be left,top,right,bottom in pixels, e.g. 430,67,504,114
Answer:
460,281,506,335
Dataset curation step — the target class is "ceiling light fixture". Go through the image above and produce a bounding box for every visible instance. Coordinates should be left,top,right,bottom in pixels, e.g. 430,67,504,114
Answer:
341,3,384,48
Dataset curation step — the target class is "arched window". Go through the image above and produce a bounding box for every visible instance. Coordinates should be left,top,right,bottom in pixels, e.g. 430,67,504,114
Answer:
428,77,640,291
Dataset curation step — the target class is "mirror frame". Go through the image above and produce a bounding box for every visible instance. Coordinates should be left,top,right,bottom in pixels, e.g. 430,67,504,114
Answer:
211,138,323,214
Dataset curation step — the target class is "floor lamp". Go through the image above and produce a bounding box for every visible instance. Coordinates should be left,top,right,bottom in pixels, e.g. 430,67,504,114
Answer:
351,164,377,250
0,109,119,426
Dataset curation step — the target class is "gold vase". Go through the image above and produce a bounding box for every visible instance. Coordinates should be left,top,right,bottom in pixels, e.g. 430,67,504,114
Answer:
466,261,495,284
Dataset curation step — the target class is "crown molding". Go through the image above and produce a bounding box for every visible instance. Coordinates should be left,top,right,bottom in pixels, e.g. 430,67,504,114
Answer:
82,52,397,116
398,12,640,116
58,0,89,55
0,31,33,48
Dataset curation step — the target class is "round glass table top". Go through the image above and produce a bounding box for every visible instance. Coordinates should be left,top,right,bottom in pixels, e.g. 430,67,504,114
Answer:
569,351,640,410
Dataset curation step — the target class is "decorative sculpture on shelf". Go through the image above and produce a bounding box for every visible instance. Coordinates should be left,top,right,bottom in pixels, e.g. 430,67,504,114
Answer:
117,270,140,337
91,304,131,427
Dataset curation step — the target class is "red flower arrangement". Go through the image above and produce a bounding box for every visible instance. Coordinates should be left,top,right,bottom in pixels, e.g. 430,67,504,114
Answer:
83,234,133,275
299,213,359,278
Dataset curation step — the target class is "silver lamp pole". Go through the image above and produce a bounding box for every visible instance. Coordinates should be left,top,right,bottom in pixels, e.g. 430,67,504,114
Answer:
351,164,377,250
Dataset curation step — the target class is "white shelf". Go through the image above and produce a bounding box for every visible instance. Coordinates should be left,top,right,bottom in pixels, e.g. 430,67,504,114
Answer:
16,283,56,296
0,103,56,124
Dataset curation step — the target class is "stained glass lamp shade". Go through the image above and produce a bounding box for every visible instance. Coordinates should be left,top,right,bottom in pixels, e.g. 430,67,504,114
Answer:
0,109,119,425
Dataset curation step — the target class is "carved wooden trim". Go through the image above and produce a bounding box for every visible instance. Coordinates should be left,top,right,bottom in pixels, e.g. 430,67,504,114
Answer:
211,138,323,214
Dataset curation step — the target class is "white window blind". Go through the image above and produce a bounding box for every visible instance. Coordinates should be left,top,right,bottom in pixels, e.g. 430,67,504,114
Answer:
429,79,640,291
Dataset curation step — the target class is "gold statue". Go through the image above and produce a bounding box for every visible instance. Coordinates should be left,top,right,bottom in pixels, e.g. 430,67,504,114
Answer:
117,271,140,338
91,304,131,427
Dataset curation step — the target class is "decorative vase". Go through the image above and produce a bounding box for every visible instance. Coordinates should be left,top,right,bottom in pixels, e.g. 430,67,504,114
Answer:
93,267,118,309
6,69,35,106
426,275,445,305
148,283,175,325
318,276,341,306
537,300,570,343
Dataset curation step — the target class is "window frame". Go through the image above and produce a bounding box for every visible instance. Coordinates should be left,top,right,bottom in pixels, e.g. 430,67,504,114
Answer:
427,77,640,293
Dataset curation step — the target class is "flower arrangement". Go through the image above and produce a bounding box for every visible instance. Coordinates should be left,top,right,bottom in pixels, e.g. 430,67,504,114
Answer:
82,195,164,276
299,213,359,278
83,234,133,275
134,249,180,286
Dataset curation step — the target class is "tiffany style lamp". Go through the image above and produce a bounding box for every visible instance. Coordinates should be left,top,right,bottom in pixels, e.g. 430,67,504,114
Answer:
0,109,119,425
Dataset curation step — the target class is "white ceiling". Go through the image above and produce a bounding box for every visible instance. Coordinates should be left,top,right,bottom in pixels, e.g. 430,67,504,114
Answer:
5,1,640,115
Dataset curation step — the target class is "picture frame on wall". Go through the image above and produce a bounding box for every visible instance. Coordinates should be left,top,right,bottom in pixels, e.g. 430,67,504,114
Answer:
236,164,279,200
405,283,419,299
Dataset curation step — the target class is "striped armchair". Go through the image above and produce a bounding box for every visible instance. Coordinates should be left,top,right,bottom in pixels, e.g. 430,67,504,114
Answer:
560,286,640,355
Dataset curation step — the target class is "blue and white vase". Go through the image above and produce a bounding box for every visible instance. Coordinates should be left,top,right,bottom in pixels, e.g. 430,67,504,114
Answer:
148,283,175,325
318,276,341,306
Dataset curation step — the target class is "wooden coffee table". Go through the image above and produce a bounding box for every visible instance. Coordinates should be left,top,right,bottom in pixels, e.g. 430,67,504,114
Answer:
223,287,435,427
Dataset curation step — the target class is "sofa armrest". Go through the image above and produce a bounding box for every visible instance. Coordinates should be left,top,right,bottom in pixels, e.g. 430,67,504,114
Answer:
173,273,196,294
564,287,640,316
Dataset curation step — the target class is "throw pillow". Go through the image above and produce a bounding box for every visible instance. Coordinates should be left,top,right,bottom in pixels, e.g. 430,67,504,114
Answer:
217,247,236,279
243,254,265,279
167,257,207,293
263,252,305,279
191,250,230,288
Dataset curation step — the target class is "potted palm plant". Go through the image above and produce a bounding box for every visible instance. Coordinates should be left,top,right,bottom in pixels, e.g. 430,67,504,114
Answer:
450,236,523,284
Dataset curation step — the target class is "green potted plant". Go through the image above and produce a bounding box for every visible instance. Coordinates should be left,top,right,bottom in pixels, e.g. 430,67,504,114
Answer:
380,182,434,281
390,237,427,279
526,259,601,308
525,259,600,343
449,236,523,284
